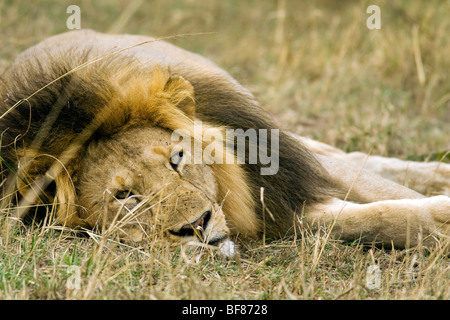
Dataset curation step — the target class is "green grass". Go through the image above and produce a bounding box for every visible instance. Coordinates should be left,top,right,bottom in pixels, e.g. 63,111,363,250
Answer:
1,0,449,300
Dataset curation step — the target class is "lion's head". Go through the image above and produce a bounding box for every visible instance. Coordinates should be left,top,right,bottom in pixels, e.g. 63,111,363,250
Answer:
1,59,258,256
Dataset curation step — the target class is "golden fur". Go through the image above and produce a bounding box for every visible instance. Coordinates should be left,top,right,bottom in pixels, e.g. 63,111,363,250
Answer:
1,30,449,254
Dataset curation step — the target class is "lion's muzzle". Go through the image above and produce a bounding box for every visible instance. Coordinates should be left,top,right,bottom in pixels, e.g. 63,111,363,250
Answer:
168,210,211,238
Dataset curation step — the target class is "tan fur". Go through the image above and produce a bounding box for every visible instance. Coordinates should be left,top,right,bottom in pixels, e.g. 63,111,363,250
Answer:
295,134,450,197
1,30,449,254
305,196,450,248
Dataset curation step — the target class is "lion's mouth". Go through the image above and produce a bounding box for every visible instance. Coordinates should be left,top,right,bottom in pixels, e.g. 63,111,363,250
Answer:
167,210,225,245
167,210,235,257
168,210,211,238
208,236,228,246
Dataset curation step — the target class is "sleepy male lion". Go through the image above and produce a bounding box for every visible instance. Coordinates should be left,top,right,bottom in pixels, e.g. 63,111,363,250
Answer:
1,30,449,256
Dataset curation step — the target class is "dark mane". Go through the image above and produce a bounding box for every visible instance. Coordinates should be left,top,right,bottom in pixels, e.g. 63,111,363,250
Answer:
0,52,137,153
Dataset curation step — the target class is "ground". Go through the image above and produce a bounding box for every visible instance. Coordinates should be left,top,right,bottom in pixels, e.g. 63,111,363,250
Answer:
0,0,449,300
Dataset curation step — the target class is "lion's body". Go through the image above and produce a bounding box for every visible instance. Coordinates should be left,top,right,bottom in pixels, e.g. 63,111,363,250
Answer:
1,30,449,254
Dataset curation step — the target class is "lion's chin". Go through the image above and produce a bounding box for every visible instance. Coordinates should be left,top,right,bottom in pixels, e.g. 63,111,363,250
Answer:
217,239,236,257
183,238,237,258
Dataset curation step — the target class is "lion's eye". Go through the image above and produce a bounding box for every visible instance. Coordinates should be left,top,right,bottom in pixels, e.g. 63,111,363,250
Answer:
170,150,183,171
115,190,134,200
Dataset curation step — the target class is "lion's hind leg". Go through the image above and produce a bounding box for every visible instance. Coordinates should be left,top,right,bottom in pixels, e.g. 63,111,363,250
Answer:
304,196,450,249
331,152,450,197
294,134,450,196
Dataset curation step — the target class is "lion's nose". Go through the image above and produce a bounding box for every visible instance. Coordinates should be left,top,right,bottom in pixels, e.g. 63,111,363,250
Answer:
169,211,211,237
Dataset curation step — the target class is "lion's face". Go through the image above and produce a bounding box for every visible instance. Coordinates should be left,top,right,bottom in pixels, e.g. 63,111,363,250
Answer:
76,124,233,253
5,62,257,256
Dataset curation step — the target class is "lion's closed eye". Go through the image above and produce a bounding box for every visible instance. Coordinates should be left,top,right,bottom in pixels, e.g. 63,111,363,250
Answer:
115,190,134,200
113,190,142,212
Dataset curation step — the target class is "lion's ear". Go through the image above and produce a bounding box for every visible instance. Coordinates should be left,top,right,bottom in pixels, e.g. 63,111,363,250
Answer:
164,75,196,118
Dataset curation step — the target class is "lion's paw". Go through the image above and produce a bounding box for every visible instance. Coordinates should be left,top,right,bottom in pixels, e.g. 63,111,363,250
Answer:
428,196,450,237
429,164,450,196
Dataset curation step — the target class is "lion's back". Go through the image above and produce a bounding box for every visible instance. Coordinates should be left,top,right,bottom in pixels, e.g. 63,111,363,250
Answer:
8,30,247,95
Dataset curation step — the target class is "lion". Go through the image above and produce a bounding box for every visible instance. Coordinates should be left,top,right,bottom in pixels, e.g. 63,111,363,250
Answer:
1,30,449,256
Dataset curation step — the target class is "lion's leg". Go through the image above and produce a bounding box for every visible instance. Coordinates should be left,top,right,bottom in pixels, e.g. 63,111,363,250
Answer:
330,152,449,196
304,196,450,248
294,135,450,196
316,154,424,203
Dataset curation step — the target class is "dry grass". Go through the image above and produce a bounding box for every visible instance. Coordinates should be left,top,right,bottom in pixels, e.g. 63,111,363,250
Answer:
1,216,448,300
1,0,449,300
